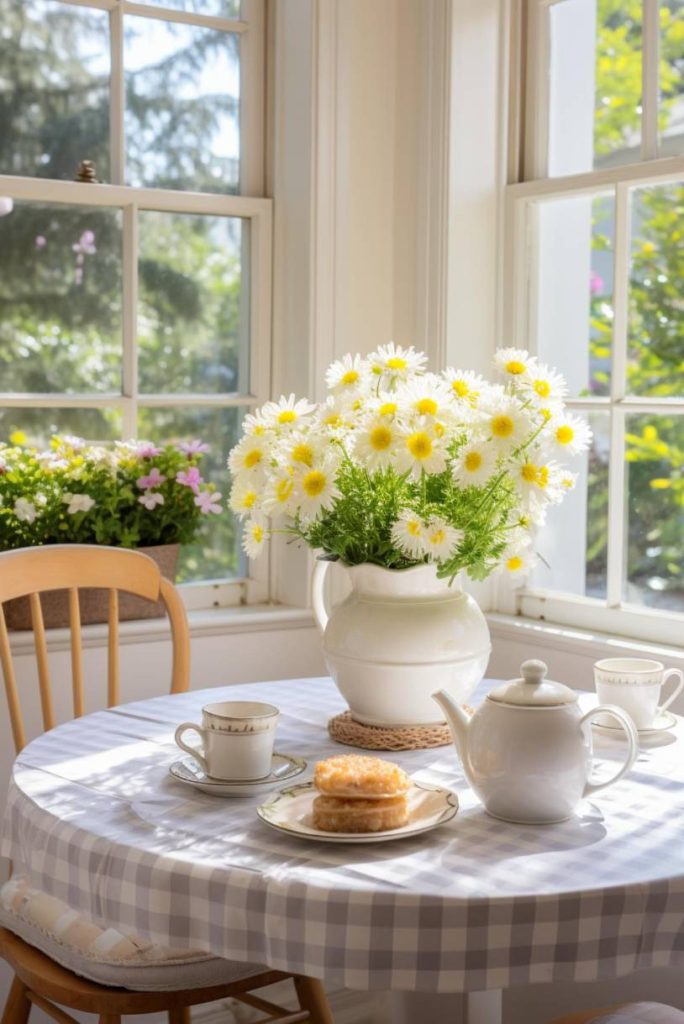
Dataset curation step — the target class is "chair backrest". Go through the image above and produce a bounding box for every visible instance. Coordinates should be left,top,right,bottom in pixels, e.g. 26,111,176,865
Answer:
0,545,190,753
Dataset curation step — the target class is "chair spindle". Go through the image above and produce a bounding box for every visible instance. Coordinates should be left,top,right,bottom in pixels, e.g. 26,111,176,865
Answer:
0,605,26,753
30,593,56,733
107,590,119,708
68,589,85,718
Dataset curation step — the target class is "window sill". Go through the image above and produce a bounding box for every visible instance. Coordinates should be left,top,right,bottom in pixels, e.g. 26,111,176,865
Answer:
8,604,317,656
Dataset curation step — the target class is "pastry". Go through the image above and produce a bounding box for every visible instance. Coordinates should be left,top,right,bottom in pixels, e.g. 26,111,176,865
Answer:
313,754,410,799
312,794,409,833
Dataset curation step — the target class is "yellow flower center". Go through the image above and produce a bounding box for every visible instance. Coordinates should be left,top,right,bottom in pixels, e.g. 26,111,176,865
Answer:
291,443,313,466
325,414,341,427
429,529,446,546
252,424,266,436
464,451,482,472
407,519,422,537
452,380,469,397
507,556,523,571
379,401,397,417
341,369,359,385
302,470,327,497
278,409,297,424
491,414,515,439
540,407,553,422
276,477,295,503
534,380,551,398
416,397,438,416
556,425,574,445
537,466,550,489
251,524,264,543
386,356,407,371
369,425,392,451
406,432,433,460
505,360,526,375
243,491,256,509
244,449,262,469
521,462,537,483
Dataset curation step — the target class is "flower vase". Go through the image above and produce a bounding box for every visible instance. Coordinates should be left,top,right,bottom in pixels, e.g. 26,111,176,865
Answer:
311,560,491,726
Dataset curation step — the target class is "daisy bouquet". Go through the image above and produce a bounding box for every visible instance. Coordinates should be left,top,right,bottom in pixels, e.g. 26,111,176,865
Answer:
228,345,591,584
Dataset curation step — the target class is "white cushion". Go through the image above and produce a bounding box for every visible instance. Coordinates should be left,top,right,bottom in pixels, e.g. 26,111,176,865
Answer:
0,875,267,992
591,1005,684,1024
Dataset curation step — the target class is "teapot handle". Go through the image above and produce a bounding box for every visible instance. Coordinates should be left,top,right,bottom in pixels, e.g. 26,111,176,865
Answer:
580,704,639,797
311,559,331,634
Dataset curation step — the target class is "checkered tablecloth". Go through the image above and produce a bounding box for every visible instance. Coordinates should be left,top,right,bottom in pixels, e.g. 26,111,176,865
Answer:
2,677,684,993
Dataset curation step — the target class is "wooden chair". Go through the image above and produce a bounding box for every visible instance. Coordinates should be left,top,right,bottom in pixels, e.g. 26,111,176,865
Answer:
0,545,334,1024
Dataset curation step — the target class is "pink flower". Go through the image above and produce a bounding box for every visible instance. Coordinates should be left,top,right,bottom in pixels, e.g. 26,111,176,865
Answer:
176,466,203,493
138,490,164,510
179,440,210,455
590,269,604,295
35,235,46,249
194,491,222,515
135,442,162,458
137,467,166,490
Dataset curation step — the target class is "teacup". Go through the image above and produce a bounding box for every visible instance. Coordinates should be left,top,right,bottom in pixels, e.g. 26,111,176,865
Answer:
174,701,279,781
594,658,683,730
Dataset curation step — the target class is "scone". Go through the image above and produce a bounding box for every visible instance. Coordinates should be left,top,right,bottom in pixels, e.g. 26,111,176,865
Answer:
313,794,409,833
313,754,410,799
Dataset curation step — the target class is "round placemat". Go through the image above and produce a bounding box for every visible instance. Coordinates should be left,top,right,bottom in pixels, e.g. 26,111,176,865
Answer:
328,710,453,751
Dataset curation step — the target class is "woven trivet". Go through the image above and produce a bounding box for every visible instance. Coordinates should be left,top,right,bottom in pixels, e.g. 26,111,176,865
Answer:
328,710,452,751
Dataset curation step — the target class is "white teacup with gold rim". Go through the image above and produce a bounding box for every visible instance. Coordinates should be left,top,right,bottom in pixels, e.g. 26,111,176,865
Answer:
594,658,683,731
175,701,279,781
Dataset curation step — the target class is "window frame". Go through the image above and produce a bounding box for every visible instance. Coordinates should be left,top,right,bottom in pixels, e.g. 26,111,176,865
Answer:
501,0,684,647
0,0,272,609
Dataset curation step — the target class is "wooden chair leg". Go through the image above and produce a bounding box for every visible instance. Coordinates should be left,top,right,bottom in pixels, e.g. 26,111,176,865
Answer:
294,976,334,1024
1,977,31,1024
97,1016,121,1024
168,1010,190,1024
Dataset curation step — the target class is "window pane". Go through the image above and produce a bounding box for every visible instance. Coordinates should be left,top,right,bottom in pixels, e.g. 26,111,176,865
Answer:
130,0,240,15
0,201,122,393
0,0,110,181
125,17,240,193
626,414,684,611
138,406,242,582
660,2,684,154
627,183,684,396
0,408,121,447
533,194,614,398
138,212,247,394
548,0,641,176
529,412,609,599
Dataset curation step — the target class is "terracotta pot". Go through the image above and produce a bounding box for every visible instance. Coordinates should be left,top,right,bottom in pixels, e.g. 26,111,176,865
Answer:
4,544,180,631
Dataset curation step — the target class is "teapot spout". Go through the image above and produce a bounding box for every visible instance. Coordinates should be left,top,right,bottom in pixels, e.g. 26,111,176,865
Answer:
432,689,471,768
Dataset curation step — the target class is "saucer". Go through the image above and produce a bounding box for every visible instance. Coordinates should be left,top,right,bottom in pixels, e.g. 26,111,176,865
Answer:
257,781,458,844
169,753,306,797
592,709,677,736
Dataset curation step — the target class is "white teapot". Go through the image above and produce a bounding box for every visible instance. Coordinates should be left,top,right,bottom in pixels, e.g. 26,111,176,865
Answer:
432,659,639,824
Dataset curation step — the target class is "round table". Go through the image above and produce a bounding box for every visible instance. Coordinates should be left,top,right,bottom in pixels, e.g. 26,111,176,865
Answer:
2,677,684,1007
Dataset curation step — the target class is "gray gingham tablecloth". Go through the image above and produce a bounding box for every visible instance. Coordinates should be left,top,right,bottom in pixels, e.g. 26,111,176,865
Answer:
2,677,684,994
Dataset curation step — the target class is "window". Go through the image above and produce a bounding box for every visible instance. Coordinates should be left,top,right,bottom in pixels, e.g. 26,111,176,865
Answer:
504,0,684,644
0,0,271,604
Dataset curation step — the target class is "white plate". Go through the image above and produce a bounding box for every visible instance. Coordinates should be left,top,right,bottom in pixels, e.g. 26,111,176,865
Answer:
257,781,459,844
169,753,306,797
592,709,677,736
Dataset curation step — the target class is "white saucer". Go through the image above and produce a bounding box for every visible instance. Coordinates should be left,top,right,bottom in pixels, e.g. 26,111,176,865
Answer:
257,781,458,844
169,753,306,797
592,709,677,736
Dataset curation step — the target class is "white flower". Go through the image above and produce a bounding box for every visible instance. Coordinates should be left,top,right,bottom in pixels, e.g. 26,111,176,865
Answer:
442,368,486,405
261,394,315,430
242,410,271,437
500,544,539,585
325,354,369,394
63,493,95,515
278,432,329,471
545,414,593,457
391,509,427,560
559,470,578,491
262,470,298,519
423,516,463,561
229,478,262,519
316,395,356,434
395,425,447,478
369,342,427,381
523,363,568,405
451,443,498,487
297,461,340,520
353,416,399,471
138,490,164,510
13,498,37,523
243,517,267,558
228,435,269,476
480,396,532,452
494,347,536,378
397,375,454,421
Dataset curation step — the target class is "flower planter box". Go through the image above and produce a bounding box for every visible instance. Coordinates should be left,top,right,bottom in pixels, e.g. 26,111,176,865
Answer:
4,544,180,631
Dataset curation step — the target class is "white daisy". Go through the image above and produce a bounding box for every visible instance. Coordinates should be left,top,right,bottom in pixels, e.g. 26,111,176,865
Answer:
397,375,454,421
260,394,315,430
451,443,498,487
494,347,536,379
395,426,447,478
424,516,463,561
391,509,427,560
353,416,399,471
277,431,329,471
325,354,369,394
316,395,356,435
500,543,539,584
523,363,568,405
297,461,340,520
242,410,271,437
442,368,486,406
261,470,298,518
480,396,533,452
243,517,267,558
545,414,593,457
229,478,262,518
369,342,427,381
559,470,578,491
228,435,269,476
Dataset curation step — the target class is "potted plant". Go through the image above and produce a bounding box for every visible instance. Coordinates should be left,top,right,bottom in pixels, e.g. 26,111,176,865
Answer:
227,343,591,726
0,435,222,628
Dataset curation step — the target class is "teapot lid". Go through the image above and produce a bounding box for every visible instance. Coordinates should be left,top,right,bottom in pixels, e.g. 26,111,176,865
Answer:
488,659,577,706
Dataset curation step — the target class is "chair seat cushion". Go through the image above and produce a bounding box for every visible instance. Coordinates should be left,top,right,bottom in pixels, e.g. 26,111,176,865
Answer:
591,1005,684,1024
0,875,266,992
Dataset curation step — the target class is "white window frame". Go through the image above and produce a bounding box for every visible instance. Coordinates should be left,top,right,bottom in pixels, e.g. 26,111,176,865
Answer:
0,0,272,610
501,0,684,647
